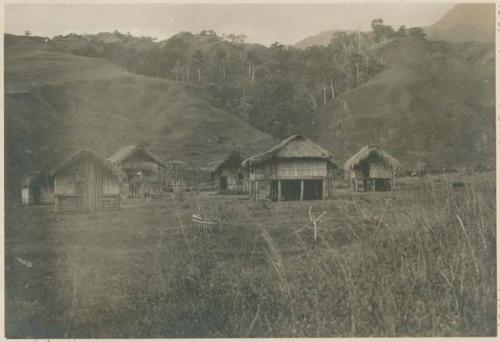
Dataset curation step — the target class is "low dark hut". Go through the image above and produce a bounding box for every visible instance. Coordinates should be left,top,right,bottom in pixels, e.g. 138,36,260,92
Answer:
51,149,121,213
241,135,336,201
109,145,165,198
213,151,246,194
344,145,401,192
21,172,54,205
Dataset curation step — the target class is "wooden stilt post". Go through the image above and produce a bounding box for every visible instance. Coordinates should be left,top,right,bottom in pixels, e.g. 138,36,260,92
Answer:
158,163,162,196
300,179,304,200
277,179,281,201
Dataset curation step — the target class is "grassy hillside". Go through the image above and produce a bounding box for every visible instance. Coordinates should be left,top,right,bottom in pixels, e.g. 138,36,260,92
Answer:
301,37,495,171
5,36,120,93
425,4,495,43
5,35,274,201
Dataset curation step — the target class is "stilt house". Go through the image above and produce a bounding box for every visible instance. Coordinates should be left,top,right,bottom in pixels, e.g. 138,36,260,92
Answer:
213,151,246,194
51,149,121,213
344,145,401,192
241,135,336,201
109,145,165,198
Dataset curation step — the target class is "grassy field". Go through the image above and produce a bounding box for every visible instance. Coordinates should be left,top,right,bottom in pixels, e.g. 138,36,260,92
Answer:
5,174,496,338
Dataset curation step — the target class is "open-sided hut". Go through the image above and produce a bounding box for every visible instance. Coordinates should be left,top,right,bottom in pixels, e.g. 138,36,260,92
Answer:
51,149,121,213
344,145,401,192
213,151,246,194
109,145,164,198
241,135,336,201
21,172,54,205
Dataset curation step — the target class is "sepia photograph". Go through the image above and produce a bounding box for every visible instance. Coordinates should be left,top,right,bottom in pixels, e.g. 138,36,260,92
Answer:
3,1,497,338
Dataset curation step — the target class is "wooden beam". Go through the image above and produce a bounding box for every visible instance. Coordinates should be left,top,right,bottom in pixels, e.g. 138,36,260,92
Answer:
158,163,162,194
300,179,304,200
277,180,281,201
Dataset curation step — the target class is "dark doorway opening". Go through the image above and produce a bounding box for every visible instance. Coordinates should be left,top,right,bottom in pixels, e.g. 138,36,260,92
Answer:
362,162,370,178
374,178,391,191
303,180,323,200
220,176,228,190
32,186,41,204
281,180,301,201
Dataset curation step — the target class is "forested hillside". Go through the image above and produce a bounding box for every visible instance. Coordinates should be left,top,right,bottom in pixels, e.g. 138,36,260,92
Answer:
47,27,392,138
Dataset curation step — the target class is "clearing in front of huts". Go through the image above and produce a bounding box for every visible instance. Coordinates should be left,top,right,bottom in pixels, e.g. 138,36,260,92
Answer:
5,173,496,338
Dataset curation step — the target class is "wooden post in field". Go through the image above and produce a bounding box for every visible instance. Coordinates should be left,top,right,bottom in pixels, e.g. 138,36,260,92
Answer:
308,206,327,243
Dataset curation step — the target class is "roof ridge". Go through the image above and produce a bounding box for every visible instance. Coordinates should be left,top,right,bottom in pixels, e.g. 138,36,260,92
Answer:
344,145,401,170
241,135,333,167
51,149,120,176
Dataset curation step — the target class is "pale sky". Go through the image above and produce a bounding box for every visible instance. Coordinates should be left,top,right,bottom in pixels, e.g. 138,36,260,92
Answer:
5,3,453,46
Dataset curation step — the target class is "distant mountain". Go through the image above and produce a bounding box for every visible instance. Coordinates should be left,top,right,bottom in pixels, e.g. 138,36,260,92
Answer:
425,3,495,43
294,30,362,49
294,4,495,48
5,34,273,201
294,30,338,49
300,36,495,171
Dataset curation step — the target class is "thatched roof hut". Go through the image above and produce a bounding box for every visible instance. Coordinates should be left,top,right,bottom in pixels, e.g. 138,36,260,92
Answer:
109,145,165,198
344,145,400,192
51,149,122,212
344,145,401,172
242,135,336,201
241,135,335,167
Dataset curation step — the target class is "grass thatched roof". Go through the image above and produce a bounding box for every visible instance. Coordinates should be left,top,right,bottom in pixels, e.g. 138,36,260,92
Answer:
109,145,165,167
51,149,122,177
344,145,401,171
214,151,247,174
241,135,335,167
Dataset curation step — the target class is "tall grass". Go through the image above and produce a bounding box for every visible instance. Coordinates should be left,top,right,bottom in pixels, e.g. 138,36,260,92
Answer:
151,179,496,337
6,177,496,337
